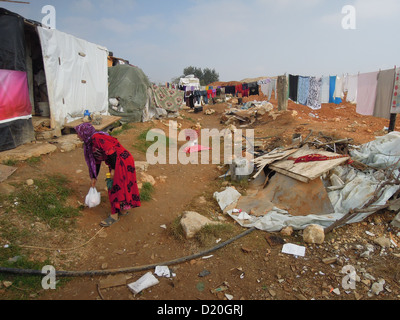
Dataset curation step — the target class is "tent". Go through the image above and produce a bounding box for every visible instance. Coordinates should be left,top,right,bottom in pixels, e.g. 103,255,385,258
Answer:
108,64,156,123
0,8,109,152
108,64,184,123
0,8,35,152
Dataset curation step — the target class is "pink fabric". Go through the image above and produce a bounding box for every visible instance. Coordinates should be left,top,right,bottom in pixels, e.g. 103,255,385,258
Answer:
184,145,211,154
0,70,32,121
356,71,379,116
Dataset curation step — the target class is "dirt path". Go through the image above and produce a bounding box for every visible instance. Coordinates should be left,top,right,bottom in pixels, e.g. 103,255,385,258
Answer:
2,96,400,302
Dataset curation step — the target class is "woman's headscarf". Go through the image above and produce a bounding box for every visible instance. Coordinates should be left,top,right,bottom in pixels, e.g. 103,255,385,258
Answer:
75,123,108,179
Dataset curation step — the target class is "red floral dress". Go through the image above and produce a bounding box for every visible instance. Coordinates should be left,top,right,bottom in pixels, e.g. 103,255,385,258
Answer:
91,133,141,215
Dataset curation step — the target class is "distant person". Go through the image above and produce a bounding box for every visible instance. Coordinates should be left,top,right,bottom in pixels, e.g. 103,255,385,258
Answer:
75,123,141,227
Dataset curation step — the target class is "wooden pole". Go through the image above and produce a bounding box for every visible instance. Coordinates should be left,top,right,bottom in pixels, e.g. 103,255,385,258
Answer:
277,75,288,111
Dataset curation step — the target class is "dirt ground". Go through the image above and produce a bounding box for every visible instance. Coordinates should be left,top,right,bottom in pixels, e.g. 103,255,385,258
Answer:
1,91,400,304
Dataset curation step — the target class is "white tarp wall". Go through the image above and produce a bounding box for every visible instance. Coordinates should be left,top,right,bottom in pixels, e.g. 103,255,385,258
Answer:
37,27,109,130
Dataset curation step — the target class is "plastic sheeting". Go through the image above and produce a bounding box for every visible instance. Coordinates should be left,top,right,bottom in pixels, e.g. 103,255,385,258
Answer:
0,118,35,152
37,27,109,130
224,132,400,232
0,9,26,72
108,64,154,123
0,70,32,123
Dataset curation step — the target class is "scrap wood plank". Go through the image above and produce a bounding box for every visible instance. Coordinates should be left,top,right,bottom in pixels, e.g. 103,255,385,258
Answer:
64,116,122,133
269,149,350,183
252,149,298,179
0,164,17,183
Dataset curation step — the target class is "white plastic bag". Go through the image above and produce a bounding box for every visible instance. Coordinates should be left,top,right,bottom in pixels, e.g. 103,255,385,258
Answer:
85,187,101,208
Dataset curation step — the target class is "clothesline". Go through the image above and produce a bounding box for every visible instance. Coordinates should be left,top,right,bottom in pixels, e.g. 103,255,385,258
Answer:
169,66,399,120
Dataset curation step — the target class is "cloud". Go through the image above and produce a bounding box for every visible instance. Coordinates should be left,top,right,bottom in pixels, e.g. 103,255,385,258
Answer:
354,0,400,20
71,0,95,13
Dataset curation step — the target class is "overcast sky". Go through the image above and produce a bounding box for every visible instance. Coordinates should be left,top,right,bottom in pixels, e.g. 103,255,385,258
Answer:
2,0,400,84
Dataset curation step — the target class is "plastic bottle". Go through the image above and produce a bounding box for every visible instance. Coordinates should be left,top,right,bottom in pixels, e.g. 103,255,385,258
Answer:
106,173,113,190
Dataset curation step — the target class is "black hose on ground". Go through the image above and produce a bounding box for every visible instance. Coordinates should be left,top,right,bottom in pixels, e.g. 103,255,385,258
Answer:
0,227,257,278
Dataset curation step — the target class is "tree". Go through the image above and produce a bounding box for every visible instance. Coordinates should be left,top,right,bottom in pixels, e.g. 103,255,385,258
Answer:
202,68,219,86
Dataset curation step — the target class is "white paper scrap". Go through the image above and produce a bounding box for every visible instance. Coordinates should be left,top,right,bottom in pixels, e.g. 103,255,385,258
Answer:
282,243,306,257
128,272,160,294
155,266,171,278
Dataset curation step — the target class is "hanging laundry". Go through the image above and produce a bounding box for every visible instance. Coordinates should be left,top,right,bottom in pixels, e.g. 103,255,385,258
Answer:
257,79,269,85
271,79,278,100
320,76,330,104
356,71,379,116
391,68,400,114
297,76,310,106
248,82,259,96
334,76,344,101
289,75,299,102
306,77,322,110
329,76,342,104
373,68,396,120
344,74,358,104
225,86,236,95
235,84,243,97
242,83,249,97
260,82,270,97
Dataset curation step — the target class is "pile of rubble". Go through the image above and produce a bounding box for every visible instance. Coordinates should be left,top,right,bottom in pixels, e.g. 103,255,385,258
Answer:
220,101,295,127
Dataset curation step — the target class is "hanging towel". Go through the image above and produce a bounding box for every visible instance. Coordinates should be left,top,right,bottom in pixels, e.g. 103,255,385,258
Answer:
356,71,379,116
260,83,270,97
297,76,310,106
289,75,299,102
391,68,400,114
334,76,344,100
306,77,322,110
329,76,342,104
345,74,358,104
320,76,330,104
373,68,396,119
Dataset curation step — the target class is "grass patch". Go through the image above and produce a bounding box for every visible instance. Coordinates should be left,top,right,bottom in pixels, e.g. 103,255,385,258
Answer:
140,182,155,202
195,223,235,247
110,123,133,136
0,255,52,300
2,159,18,167
168,216,185,241
7,174,81,230
134,128,171,154
26,157,41,165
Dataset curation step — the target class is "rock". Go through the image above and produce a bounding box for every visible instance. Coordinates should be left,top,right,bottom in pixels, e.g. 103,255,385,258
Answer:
180,211,220,239
26,179,34,186
0,183,16,195
280,226,294,236
371,279,385,296
156,176,167,184
139,172,156,186
374,236,391,248
0,142,57,163
303,224,325,244
391,212,400,228
135,161,149,172
332,288,341,295
3,281,12,288
322,257,337,265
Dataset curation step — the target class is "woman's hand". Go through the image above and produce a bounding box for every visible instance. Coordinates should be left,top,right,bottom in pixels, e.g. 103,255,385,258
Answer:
91,178,97,188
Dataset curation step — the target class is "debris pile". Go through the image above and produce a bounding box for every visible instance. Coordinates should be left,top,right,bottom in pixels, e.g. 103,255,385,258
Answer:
215,131,400,234
220,101,293,127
